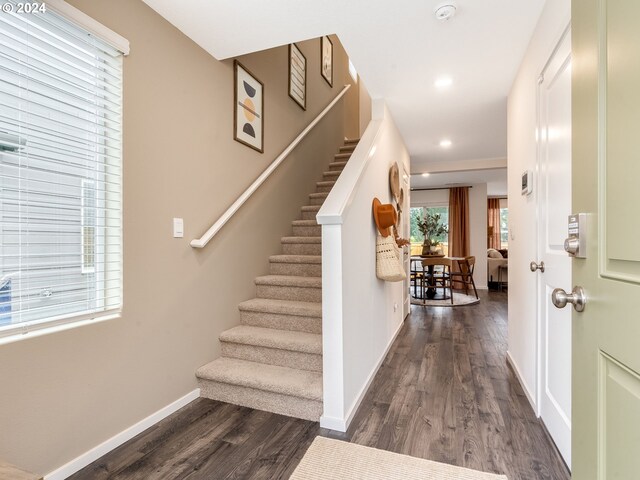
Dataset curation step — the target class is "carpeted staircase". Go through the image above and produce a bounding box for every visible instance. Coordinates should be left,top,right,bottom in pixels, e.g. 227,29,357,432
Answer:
196,139,359,421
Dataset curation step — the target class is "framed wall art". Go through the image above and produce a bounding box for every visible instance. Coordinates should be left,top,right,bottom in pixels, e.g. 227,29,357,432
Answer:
234,60,264,153
321,35,333,87
288,43,307,110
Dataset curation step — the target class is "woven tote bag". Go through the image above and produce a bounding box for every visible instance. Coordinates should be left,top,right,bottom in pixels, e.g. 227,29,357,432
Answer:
375,235,406,282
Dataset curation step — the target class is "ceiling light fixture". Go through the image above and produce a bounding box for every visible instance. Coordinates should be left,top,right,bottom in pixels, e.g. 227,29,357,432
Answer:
434,3,457,22
440,139,452,148
435,76,453,88
422,173,431,177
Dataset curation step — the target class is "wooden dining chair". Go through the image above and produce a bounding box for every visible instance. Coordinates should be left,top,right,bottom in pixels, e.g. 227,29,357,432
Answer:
450,256,479,299
421,257,454,304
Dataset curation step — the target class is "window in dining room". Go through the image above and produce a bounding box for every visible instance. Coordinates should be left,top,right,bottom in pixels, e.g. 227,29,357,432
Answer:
410,206,449,256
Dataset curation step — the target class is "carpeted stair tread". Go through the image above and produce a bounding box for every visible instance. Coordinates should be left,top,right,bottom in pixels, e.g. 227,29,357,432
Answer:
334,153,351,160
301,206,321,212
238,298,321,317
220,325,322,354
309,192,329,199
269,255,321,264
317,180,336,187
196,357,322,401
328,161,347,170
281,236,321,244
255,275,322,288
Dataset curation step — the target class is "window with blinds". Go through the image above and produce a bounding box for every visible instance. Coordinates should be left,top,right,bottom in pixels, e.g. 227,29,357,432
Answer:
0,1,123,340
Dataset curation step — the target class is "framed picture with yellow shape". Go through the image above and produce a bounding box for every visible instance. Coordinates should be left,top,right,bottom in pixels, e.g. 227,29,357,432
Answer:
234,60,264,153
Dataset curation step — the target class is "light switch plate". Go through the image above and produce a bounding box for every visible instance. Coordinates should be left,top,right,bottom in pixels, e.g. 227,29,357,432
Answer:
173,218,184,238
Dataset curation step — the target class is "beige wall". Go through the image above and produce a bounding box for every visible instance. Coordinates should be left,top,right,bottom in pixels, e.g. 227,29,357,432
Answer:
0,0,357,474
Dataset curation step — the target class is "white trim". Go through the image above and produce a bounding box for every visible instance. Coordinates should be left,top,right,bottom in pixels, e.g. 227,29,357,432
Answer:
506,350,538,414
44,389,200,480
44,0,130,55
0,312,121,347
191,84,351,249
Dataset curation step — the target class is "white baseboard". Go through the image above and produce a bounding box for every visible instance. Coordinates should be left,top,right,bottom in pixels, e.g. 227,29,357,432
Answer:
45,389,200,480
320,319,404,432
506,351,537,413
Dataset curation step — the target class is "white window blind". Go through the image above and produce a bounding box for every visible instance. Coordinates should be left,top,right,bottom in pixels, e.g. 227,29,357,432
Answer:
0,0,123,341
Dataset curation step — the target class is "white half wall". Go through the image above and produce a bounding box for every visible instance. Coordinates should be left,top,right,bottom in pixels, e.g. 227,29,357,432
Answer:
507,0,571,411
318,100,409,431
410,184,488,289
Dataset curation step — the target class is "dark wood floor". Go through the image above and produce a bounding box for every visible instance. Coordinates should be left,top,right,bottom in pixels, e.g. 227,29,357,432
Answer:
70,291,570,480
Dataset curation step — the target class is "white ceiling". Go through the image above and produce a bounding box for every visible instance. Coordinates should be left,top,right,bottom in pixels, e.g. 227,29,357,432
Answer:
411,168,507,196
142,0,546,187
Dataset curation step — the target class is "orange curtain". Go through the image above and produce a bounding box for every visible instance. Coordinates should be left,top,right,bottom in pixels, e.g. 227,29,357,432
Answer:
448,187,470,289
487,198,501,249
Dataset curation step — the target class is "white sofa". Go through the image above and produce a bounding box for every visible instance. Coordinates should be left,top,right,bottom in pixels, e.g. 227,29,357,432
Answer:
487,249,508,285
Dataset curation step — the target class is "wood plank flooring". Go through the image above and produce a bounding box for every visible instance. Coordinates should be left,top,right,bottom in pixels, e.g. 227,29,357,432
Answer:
70,291,570,480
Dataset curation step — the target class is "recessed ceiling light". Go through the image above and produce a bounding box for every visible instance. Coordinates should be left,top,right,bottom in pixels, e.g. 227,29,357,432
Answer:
422,173,431,177
435,4,457,21
435,77,453,88
440,139,452,148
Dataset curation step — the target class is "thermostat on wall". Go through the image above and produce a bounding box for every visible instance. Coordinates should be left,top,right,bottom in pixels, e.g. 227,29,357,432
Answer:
521,170,533,196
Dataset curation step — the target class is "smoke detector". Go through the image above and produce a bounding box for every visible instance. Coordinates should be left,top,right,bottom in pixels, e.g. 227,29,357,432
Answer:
435,4,457,21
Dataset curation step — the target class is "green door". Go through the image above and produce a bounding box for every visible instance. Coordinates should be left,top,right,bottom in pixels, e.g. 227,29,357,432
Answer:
572,0,640,478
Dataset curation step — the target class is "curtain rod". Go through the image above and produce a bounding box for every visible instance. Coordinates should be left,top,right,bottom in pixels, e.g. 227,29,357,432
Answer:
410,186,474,192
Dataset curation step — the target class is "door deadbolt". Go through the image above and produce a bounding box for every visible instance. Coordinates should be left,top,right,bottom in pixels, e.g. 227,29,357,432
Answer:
530,261,545,273
551,286,586,312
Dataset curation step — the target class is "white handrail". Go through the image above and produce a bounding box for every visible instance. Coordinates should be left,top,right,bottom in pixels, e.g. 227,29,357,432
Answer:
191,84,351,249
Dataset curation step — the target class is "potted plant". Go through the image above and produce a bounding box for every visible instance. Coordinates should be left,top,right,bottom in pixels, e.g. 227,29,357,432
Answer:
417,212,449,255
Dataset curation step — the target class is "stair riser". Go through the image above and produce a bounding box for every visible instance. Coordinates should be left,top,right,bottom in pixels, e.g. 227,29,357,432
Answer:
221,343,322,372
329,163,346,172
339,146,356,153
301,210,320,220
292,225,322,236
240,310,322,334
270,262,322,277
309,196,327,206
257,284,322,303
282,243,322,255
198,380,322,421
316,183,334,193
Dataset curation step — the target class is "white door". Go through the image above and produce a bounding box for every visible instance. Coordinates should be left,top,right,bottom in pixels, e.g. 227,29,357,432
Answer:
535,26,572,468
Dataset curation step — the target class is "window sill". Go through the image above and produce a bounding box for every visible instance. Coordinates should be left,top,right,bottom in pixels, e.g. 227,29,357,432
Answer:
0,311,122,347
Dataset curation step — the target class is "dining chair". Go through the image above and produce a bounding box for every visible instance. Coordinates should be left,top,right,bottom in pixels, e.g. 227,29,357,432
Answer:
450,256,479,299
421,257,454,304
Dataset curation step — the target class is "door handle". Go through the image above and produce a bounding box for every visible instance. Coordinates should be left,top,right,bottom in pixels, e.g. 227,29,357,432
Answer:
551,286,586,312
530,261,545,273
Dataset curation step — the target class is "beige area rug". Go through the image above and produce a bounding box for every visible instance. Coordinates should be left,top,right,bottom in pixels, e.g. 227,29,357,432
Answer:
410,292,480,307
290,437,507,480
